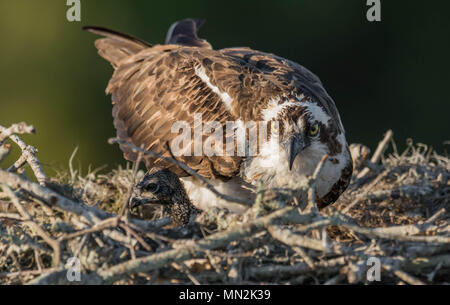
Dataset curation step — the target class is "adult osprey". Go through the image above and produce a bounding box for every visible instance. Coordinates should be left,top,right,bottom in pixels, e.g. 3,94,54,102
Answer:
85,19,353,220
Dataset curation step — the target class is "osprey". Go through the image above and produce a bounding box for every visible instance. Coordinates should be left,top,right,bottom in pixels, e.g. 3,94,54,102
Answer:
85,19,353,220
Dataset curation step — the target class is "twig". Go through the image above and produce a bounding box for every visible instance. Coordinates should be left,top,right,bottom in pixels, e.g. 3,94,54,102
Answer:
323,274,345,285
118,149,143,218
246,256,351,280
0,268,57,279
119,222,153,252
34,249,44,273
0,212,22,221
171,262,201,285
0,122,35,144
59,217,117,241
68,147,79,184
357,130,393,179
382,264,426,285
1,184,61,267
305,154,328,213
342,168,391,214
0,123,46,186
336,221,450,243
0,143,11,163
267,225,327,252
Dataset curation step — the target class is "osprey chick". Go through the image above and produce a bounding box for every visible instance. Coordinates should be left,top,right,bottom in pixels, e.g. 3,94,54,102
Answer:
85,19,353,219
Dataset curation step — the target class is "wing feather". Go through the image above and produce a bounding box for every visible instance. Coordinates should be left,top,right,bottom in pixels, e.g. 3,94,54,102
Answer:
102,40,344,180
108,46,244,179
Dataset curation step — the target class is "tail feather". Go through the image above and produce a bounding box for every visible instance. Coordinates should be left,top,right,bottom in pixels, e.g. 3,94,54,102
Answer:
165,18,211,48
83,26,152,67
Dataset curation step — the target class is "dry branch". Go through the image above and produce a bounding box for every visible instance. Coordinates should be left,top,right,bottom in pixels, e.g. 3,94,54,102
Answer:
1,185,61,267
0,123,46,186
357,129,393,179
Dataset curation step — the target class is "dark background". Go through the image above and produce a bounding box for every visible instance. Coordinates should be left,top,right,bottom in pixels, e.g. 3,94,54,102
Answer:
1,0,449,176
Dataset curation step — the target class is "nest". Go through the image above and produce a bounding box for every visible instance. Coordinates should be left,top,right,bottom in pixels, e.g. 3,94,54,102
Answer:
0,122,449,285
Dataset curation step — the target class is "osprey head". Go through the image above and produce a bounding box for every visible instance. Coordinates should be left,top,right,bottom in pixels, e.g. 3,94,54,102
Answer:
252,95,353,207
280,116,319,171
278,99,343,170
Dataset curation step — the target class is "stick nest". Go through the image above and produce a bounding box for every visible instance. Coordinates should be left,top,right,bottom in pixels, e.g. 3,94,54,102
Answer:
0,123,449,285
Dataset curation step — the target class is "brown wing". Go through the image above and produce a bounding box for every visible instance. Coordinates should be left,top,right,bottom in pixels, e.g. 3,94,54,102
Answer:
219,48,345,133
107,46,248,179
83,26,152,68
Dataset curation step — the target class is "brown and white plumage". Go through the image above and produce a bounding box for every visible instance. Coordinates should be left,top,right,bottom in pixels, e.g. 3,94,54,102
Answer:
130,167,199,225
85,19,352,214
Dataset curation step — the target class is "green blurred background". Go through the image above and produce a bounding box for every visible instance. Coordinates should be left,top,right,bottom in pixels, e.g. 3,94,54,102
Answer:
1,0,449,176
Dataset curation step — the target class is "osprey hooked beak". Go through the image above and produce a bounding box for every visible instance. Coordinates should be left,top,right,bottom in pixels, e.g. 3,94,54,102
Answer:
285,134,306,171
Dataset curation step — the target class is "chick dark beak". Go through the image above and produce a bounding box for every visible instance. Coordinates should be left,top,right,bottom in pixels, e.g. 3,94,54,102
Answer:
130,196,143,210
286,135,305,171
129,194,160,210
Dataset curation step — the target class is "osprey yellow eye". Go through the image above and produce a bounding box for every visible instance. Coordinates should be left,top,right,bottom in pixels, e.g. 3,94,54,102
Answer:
271,122,279,134
309,124,319,136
